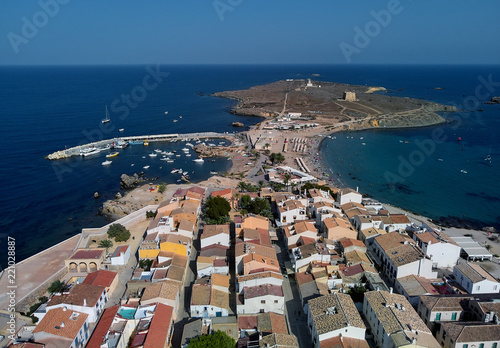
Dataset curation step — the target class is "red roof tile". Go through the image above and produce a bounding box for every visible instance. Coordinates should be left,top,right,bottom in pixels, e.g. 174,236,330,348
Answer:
83,270,117,288
144,304,173,348
86,305,119,348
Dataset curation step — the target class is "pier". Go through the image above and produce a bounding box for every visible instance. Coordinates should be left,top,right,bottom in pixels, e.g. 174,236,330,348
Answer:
46,132,235,160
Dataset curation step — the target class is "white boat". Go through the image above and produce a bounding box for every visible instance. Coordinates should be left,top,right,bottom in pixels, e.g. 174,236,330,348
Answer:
154,149,162,153
81,148,101,157
182,148,189,152
210,171,218,175
166,160,174,163
193,158,204,163
160,158,169,161
114,140,128,149
186,154,191,157
183,171,188,175
149,153,157,157
176,154,181,157
143,165,150,169
460,169,468,174
173,120,178,123
119,128,124,132
164,152,173,156
164,111,168,114
131,164,135,166
186,143,194,147
102,160,112,165
101,105,110,124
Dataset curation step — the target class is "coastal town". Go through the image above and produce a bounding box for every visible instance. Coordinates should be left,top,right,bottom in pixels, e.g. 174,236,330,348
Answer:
2,80,500,348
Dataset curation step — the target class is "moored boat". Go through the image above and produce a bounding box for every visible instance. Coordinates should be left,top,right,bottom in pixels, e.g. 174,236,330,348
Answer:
106,152,119,158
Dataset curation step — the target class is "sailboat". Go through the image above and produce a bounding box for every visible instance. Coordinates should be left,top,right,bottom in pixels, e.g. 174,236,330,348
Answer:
101,105,110,124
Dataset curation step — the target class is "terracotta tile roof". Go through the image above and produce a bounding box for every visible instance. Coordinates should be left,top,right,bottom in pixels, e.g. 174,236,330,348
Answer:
144,303,173,348
213,259,227,267
339,238,365,249
141,281,180,302
418,295,472,312
200,244,228,258
112,245,129,257
211,273,230,288
212,188,232,197
341,202,365,211
161,233,192,245
257,312,288,334
152,269,168,280
364,290,430,335
257,228,272,247
396,275,438,297
178,219,195,232
34,307,88,340
295,272,315,286
211,288,229,310
86,305,119,348
191,284,211,305
171,253,188,268
259,333,299,347
340,264,364,277
456,261,498,283
243,284,283,299
144,232,159,242
344,250,370,265
70,249,104,260
48,283,105,307
374,232,411,252
360,227,386,239
237,271,283,283
188,186,206,195
388,243,426,266
83,270,117,288
242,228,260,240
440,322,500,342
186,190,202,200
320,336,370,348
238,315,258,330
202,224,230,238
309,293,365,335
166,265,185,283
293,221,317,234
235,242,277,259
388,214,411,224
197,256,213,265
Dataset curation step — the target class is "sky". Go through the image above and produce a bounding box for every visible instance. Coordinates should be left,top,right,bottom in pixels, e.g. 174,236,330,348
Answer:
1,0,499,65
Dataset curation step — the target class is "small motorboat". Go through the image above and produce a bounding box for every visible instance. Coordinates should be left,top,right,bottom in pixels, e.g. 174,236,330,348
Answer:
106,152,119,158
102,160,112,165
149,153,158,157
460,169,467,174
143,165,150,169
193,158,204,163
119,128,124,132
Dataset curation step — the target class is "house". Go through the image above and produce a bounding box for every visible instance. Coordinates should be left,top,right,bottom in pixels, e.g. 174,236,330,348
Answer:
237,284,284,315
86,305,137,348
45,283,108,323
110,245,131,266
142,303,174,348
436,322,500,348
140,281,181,319
82,270,119,295
200,244,228,259
417,294,472,332
453,260,500,294
283,221,318,249
235,214,269,236
358,226,386,247
278,200,307,225
363,290,440,348
316,336,369,348
200,224,230,249
309,201,340,227
258,333,299,348
33,308,90,348
290,242,331,272
339,238,366,254
237,271,283,294
197,256,228,278
296,271,329,307
65,249,106,273
308,293,366,348
308,188,334,204
394,274,439,307
211,188,238,209
190,284,230,318
322,215,356,241
371,232,437,285
243,252,280,275
337,188,362,206
235,242,277,275
177,219,195,239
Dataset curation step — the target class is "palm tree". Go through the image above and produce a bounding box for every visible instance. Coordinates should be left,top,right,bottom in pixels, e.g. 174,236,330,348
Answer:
233,192,240,210
99,239,113,253
264,143,270,150
283,173,291,189
237,181,247,192
258,180,264,190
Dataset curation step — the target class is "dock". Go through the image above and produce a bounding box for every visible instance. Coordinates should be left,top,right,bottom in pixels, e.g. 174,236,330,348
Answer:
46,132,234,160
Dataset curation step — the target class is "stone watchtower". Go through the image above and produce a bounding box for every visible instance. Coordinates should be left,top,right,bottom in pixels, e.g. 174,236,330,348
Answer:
343,91,356,101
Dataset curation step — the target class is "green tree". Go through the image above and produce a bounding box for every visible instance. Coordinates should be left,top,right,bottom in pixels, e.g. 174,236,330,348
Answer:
107,223,131,242
240,195,252,210
237,181,248,192
204,196,231,224
138,259,154,271
98,239,113,253
48,280,65,294
158,183,167,193
146,210,156,219
269,152,285,165
187,330,236,348
258,180,265,190
347,283,367,303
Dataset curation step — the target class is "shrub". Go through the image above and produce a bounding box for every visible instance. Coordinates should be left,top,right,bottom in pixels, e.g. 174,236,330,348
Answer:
107,223,131,242
48,280,65,294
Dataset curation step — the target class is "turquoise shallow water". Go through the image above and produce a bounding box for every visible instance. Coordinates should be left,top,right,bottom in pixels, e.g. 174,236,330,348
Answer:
1,64,499,266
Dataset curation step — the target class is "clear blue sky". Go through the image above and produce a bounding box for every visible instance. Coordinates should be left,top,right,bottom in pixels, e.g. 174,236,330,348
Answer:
1,0,499,65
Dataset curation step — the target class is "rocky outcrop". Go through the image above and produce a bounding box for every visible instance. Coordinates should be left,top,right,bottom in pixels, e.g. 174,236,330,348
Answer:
120,173,145,189
485,97,500,104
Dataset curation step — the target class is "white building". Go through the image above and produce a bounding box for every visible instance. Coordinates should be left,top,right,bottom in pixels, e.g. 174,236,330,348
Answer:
453,260,500,294
200,224,230,249
283,221,318,249
337,188,362,206
290,243,331,272
437,322,500,348
190,284,229,318
45,283,108,323
110,245,131,266
237,284,284,315
371,232,437,285
308,293,366,348
278,200,307,226
33,308,90,348
363,290,440,348
411,229,461,268
237,271,283,294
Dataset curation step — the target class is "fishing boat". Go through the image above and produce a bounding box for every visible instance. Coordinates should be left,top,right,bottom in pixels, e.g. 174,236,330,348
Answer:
106,152,119,158
101,105,110,124
102,160,112,165
166,159,174,163
176,154,181,157
182,148,189,152
193,158,204,163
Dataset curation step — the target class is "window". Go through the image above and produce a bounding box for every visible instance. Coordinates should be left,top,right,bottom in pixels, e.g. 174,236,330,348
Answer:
462,344,468,348
436,313,441,321
274,300,278,303
492,343,497,348
261,300,265,304
451,312,457,320
479,344,484,348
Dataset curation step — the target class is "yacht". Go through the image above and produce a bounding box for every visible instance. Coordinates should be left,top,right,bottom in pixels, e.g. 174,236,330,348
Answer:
101,105,110,124
193,158,204,163
80,147,100,157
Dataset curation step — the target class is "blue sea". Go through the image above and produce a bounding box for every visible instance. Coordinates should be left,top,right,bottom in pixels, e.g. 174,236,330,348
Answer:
1,64,499,266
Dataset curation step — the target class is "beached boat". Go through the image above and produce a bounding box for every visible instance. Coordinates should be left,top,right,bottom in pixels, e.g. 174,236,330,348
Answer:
102,160,112,165
101,105,110,124
193,158,204,163
106,152,119,158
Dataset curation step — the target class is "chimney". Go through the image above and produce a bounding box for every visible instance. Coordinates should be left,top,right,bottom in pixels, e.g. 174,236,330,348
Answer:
83,298,87,307
389,287,393,294
61,322,65,327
